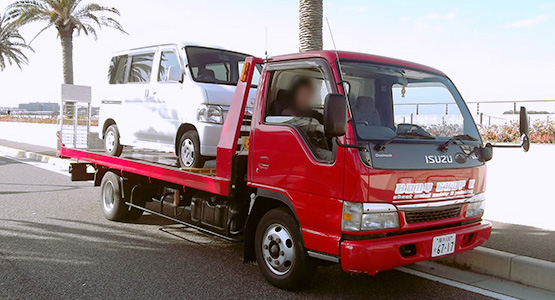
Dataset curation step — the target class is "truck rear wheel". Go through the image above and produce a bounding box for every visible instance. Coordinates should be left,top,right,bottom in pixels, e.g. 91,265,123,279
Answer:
100,172,144,221
177,130,205,168
254,208,316,290
104,125,123,157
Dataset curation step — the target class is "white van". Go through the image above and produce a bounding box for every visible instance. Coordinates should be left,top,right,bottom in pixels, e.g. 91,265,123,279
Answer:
98,42,259,168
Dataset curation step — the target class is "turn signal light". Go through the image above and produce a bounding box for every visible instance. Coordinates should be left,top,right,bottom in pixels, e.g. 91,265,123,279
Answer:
240,62,250,82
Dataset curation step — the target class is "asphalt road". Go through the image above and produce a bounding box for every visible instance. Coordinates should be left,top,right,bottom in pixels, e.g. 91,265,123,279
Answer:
0,155,495,300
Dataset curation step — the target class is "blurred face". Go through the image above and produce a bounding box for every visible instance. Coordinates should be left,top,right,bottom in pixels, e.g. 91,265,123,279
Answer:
294,84,313,111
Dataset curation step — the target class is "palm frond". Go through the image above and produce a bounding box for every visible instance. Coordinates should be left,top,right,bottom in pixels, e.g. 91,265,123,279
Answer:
0,14,34,70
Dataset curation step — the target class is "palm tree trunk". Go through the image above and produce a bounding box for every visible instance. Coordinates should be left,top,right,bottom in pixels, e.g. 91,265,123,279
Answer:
60,29,74,84
299,0,323,52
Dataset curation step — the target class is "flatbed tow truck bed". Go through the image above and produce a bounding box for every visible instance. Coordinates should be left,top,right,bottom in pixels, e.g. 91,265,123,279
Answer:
59,146,230,195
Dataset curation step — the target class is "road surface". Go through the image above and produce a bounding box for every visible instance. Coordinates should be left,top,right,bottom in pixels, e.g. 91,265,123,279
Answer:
0,154,498,300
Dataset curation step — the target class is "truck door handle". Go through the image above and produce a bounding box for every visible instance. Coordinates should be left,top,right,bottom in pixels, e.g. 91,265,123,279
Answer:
258,156,270,169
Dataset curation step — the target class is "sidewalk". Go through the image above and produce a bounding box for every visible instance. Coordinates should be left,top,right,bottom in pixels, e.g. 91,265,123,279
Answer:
486,220,555,262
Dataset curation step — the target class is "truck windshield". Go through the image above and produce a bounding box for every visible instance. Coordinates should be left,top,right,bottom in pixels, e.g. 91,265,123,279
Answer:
341,60,480,144
186,46,260,86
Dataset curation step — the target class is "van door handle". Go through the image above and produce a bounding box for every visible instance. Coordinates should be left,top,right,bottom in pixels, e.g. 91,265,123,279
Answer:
258,156,270,169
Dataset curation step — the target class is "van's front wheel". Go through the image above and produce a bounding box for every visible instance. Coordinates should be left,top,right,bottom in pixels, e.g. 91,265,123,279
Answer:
177,130,205,168
254,208,316,290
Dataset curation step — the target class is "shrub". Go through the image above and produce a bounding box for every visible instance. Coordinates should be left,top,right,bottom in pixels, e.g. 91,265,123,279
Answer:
479,119,555,143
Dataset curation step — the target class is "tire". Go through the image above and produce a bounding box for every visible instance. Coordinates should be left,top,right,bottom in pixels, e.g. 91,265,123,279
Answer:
177,130,205,168
100,172,129,221
254,208,316,290
104,125,123,157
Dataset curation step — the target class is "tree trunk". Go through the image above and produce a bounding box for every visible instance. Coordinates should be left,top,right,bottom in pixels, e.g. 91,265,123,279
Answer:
60,29,74,84
299,0,323,52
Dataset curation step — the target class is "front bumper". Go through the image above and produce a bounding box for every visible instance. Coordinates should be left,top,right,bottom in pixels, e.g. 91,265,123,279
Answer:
340,220,492,274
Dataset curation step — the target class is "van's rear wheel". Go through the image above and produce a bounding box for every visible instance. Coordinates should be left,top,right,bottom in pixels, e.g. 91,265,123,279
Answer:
255,208,316,290
178,130,205,168
104,125,123,157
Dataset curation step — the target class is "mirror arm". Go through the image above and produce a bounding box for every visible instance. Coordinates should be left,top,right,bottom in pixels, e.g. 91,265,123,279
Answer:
333,137,367,150
488,144,522,148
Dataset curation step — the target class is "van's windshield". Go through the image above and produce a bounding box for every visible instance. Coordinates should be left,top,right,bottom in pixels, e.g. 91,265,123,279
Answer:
186,46,260,86
341,60,480,144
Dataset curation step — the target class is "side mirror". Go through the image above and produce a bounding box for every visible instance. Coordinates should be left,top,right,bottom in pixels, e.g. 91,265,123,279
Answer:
323,93,347,137
476,143,493,162
519,106,530,152
167,66,183,82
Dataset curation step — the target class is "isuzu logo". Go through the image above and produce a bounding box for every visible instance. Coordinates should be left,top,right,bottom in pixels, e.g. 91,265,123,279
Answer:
425,155,453,164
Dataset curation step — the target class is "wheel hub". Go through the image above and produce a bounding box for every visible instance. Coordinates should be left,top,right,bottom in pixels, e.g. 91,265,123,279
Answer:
262,224,295,275
180,139,195,167
105,131,115,153
102,181,115,212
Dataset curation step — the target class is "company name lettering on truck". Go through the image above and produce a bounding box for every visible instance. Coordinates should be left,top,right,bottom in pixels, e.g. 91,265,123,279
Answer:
394,179,475,200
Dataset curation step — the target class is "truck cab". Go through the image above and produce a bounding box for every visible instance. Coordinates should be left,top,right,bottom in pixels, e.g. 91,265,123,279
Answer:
244,51,493,283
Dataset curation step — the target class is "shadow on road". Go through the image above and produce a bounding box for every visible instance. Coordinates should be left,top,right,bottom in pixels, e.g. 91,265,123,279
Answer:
0,216,489,300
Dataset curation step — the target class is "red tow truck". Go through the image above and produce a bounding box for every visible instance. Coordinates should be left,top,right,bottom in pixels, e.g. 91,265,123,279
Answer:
59,51,530,289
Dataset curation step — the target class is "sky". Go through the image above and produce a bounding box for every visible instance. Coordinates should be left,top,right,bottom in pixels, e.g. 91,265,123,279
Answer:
0,0,554,110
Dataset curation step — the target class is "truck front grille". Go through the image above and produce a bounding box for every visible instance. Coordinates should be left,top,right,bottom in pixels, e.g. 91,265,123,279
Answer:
404,206,461,223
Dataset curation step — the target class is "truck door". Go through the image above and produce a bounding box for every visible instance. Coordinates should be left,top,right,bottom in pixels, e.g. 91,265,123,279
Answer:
249,59,344,254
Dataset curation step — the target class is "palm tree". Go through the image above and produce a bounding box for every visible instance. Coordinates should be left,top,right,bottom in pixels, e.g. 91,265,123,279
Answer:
299,0,323,52
0,14,32,70
7,0,126,84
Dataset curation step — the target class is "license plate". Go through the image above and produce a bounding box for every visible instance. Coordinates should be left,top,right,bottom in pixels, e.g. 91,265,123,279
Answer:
431,233,456,257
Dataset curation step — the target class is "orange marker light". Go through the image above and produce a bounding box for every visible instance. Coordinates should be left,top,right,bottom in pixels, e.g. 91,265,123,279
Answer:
240,62,250,82
343,213,352,221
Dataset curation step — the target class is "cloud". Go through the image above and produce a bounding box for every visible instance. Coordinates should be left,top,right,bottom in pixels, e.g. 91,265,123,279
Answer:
505,14,548,28
424,12,457,20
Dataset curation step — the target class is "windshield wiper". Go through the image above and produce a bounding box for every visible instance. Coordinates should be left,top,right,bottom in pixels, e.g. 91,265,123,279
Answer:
438,134,479,152
374,132,435,151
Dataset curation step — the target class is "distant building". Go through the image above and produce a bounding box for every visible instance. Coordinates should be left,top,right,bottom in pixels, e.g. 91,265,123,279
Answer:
18,102,60,112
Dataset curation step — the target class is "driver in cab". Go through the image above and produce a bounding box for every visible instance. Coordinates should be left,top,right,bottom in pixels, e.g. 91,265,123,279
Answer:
279,77,331,160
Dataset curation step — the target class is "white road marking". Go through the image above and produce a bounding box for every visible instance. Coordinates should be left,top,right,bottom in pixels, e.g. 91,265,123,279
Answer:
0,152,70,177
397,266,520,300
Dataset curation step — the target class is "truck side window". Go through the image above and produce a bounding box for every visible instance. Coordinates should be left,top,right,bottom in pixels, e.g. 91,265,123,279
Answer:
128,52,155,83
108,55,128,84
265,68,333,162
158,51,181,82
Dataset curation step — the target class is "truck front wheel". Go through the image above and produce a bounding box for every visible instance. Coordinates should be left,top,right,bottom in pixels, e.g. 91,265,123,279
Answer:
177,130,205,168
254,208,316,290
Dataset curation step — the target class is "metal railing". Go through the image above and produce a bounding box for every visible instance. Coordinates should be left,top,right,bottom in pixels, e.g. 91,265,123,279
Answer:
394,100,555,126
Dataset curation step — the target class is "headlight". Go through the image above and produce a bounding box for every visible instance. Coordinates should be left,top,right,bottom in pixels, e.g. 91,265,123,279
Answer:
466,194,485,218
342,202,399,231
197,104,223,124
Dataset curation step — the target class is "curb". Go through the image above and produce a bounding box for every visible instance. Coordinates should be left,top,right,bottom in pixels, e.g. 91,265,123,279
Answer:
436,246,555,292
0,145,71,171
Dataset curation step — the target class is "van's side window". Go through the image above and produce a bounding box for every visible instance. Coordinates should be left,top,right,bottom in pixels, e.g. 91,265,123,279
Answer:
128,52,155,83
108,55,128,84
158,51,181,82
265,67,334,162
